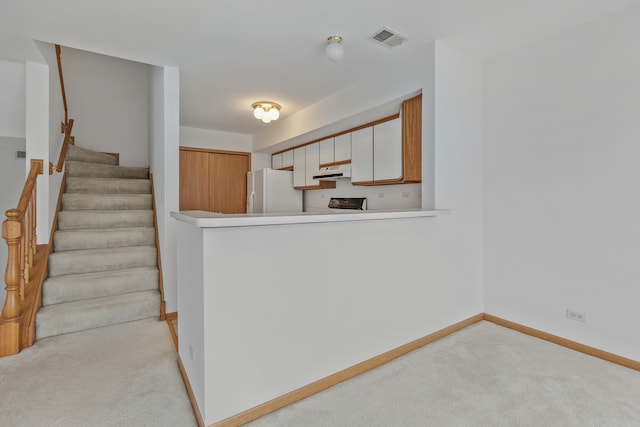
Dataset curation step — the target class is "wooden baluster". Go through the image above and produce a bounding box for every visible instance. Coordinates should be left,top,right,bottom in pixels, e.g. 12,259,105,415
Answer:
24,203,31,285
1,209,23,356
31,185,37,264
19,223,25,301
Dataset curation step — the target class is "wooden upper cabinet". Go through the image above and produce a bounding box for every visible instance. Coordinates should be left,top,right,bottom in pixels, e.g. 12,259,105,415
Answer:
401,94,422,183
179,147,251,213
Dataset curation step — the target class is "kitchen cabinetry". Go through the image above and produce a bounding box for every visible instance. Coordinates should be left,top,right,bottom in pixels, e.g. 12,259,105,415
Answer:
319,138,334,166
179,147,251,213
351,94,422,185
334,133,351,163
293,144,336,190
350,127,374,183
271,149,294,170
271,153,283,170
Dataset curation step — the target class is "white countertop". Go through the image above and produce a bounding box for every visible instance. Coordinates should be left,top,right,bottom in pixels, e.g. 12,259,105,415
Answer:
171,208,449,228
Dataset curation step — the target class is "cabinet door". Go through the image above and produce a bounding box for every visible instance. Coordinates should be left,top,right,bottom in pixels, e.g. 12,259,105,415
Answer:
319,138,334,166
272,153,283,170
282,150,294,168
334,133,351,162
350,127,374,183
179,150,210,210
373,118,403,181
209,153,250,214
305,143,320,187
293,146,306,188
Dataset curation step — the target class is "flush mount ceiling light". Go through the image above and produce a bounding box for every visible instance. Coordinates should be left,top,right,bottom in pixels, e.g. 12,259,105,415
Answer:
252,101,281,123
325,35,344,62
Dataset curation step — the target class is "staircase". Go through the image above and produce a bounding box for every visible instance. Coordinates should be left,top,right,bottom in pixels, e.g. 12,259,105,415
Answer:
35,145,161,339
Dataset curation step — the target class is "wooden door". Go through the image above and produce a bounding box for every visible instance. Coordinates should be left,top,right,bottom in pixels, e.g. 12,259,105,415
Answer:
179,150,210,210
209,152,250,214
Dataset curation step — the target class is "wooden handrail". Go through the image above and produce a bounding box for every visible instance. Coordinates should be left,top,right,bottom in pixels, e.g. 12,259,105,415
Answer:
55,44,68,129
1,160,45,357
56,118,74,173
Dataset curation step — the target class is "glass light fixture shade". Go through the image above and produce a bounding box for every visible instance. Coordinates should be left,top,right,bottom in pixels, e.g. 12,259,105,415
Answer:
268,107,280,120
253,107,265,119
326,36,344,62
261,115,272,123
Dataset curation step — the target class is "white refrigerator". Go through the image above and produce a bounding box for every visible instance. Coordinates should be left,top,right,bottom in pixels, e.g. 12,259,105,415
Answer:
247,168,303,213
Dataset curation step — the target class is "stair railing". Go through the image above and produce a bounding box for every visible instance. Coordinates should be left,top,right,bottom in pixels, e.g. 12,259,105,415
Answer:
1,44,73,356
0,160,45,356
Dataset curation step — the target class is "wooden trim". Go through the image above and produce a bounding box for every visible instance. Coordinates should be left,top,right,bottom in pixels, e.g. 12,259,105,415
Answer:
294,180,336,191
166,317,178,351
276,166,294,171
178,356,205,427
149,173,166,320
56,119,74,173
319,159,351,169
271,114,400,156
101,152,120,165
401,94,422,183
483,314,640,371
211,313,484,427
55,44,68,127
180,146,251,157
165,312,177,321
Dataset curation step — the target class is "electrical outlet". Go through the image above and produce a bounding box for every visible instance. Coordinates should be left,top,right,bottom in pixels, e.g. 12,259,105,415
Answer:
566,309,586,323
189,343,194,360
378,192,384,198
402,191,410,198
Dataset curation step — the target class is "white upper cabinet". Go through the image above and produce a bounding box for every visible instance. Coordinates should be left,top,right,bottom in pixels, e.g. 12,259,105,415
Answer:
350,127,374,183
334,133,351,162
271,153,283,170
282,150,294,168
305,143,321,187
373,118,403,181
319,138,334,166
293,146,306,188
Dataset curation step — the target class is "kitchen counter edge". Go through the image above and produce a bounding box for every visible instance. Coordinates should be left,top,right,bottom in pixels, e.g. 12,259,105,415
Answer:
170,209,450,228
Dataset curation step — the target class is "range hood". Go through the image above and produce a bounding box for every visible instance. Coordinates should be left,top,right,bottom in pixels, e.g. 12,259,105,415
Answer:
313,164,351,180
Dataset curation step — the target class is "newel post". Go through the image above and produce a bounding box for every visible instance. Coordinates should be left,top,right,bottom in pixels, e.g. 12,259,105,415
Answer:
1,209,22,356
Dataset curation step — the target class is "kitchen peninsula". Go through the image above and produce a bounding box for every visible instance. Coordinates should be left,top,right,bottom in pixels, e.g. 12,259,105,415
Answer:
172,207,449,425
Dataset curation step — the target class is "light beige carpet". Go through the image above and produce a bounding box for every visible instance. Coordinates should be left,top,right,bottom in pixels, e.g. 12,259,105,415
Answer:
246,321,640,427
0,318,197,427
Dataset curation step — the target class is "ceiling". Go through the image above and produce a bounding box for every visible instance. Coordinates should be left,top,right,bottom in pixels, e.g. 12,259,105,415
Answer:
1,0,638,136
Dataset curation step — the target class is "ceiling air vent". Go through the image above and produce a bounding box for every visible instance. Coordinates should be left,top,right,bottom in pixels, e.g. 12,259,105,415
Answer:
369,27,408,49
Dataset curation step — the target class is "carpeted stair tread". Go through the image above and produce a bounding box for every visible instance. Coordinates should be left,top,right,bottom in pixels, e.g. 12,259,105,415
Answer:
57,210,154,230
53,227,156,252
62,193,152,210
42,267,159,306
66,144,118,165
36,290,161,339
49,246,157,277
66,177,151,194
66,160,149,179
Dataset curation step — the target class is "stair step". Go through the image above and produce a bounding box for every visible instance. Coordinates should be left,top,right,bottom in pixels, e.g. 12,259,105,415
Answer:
62,193,152,210
53,227,156,252
66,160,149,179
57,210,154,230
66,144,118,166
36,290,161,339
49,246,157,277
66,177,151,194
42,267,159,305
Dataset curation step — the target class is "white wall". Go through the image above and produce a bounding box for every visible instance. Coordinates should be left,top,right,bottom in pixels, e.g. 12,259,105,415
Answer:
150,66,180,314
0,60,26,138
61,46,151,167
180,126,251,152
0,59,28,307
484,4,640,361
25,62,50,245
176,41,485,424
0,137,26,308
